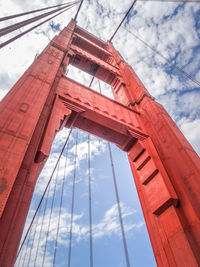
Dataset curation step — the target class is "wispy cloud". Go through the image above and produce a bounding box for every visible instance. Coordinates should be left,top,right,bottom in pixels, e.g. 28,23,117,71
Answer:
16,202,142,266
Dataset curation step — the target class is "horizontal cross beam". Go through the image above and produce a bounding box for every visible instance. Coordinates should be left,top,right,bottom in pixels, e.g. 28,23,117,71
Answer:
56,76,148,150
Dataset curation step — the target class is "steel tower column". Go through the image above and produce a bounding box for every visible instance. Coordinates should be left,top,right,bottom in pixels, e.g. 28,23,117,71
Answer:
108,43,200,266
0,19,199,267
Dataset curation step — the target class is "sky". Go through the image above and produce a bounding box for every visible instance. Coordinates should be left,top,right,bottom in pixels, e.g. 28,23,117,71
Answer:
0,0,200,267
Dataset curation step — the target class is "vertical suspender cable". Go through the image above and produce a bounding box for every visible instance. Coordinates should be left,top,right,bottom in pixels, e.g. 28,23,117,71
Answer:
53,133,71,267
88,134,93,267
89,76,95,88
33,184,51,267
26,205,42,267
68,129,78,267
108,143,131,267
97,80,102,94
42,161,60,267
97,80,130,266
20,217,35,267
17,236,24,266
16,128,73,260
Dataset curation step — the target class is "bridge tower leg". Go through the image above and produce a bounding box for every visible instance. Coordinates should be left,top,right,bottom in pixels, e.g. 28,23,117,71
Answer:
108,43,200,267
0,20,76,266
0,20,200,267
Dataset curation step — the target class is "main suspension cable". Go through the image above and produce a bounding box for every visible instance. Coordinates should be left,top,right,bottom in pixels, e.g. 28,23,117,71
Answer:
109,0,137,42
16,128,73,259
0,2,76,22
108,143,131,267
74,0,84,21
68,129,78,267
0,3,78,49
0,2,79,37
124,27,200,88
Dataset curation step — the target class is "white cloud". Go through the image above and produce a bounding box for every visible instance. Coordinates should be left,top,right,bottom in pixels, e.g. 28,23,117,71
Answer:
1,2,200,266
16,202,141,266
93,203,138,238
179,118,200,155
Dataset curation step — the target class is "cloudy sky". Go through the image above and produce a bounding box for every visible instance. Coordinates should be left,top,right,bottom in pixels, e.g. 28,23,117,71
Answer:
0,0,200,266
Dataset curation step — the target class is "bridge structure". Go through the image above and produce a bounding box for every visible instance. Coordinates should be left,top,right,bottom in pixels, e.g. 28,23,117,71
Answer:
0,5,200,267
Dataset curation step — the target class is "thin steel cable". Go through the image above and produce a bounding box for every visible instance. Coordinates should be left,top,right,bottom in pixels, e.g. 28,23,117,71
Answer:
139,0,200,2
26,205,42,267
89,76,95,88
109,0,137,42
33,183,51,267
74,0,84,21
53,134,71,267
16,128,73,259
0,2,76,22
16,240,24,266
0,0,196,23
20,211,36,267
67,129,78,267
97,80,102,94
87,77,94,267
88,134,93,267
108,143,131,267
0,3,78,49
41,161,60,267
124,27,200,88
0,2,78,37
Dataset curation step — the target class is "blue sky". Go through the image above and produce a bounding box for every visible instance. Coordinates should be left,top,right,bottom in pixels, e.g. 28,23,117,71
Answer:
0,1,200,266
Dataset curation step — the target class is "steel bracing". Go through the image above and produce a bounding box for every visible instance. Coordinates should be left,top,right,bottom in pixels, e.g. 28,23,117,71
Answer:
0,18,200,267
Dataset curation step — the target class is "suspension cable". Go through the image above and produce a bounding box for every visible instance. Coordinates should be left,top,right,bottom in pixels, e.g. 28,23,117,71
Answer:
16,235,24,266
109,0,137,42
96,79,130,266
26,205,42,267
0,2,79,37
16,128,73,259
88,134,93,267
98,80,102,94
20,214,35,267
42,161,60,266
0,2,76,22
68,129,78,267
124,27,200,88
0,3,78,49
89,76,95,88
33,182,51,267
86,78,94,267
108,143,131,267
74,0,84,21
53,134,71,267
19,204,41,267
139,0,200,2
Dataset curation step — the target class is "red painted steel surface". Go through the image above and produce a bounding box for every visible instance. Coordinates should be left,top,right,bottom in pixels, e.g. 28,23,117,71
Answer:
108,43,200,266
0,19,200,267
0,20,76,266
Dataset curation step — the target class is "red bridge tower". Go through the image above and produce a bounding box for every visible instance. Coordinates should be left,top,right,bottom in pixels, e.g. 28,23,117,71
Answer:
0,20,200,267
